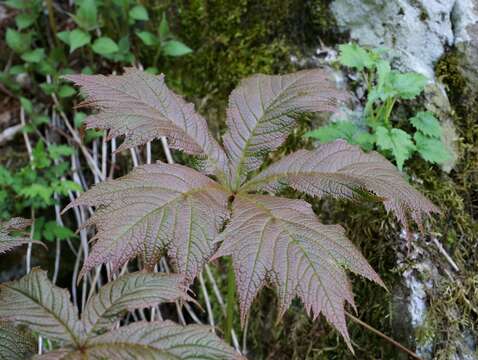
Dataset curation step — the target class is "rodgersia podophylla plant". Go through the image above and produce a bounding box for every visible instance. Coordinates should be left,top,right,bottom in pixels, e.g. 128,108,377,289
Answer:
0,68,438,357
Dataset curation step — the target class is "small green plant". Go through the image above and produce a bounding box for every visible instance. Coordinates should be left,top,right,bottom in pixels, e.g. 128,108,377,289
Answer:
306,43,451,170
136,13,193,68
61,67,438,352
0,138,79,243
1,0,192,99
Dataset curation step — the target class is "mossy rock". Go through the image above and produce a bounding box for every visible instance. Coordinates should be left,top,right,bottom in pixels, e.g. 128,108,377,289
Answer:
231,37,478,360
156,0,340,135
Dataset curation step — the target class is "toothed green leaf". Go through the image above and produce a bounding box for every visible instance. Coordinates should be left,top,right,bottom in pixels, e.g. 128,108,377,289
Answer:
244,140,438,229
338,43,376,70
414,132,451,165
410,111,442,138
376,127,415,170
65,69,228,175
213,194,383,352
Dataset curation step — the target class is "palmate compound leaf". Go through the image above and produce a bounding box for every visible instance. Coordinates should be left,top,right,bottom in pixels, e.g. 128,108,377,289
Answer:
243,140,439,231
86,321,243,360
212,194,384,351
34,321,243,360
1,271,239,360
0,321,36,360
65,68,228,176
82,272,191,335
0,268,84,345
64,162,229,281
222,69,348,188
0,218,38,254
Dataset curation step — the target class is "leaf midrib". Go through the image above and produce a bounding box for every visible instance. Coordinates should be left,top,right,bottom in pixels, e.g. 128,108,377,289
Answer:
84,182,226,278
230,74,309,188
77,73,225,176
3,285,83,346
238,194,356,324
241,157,388,192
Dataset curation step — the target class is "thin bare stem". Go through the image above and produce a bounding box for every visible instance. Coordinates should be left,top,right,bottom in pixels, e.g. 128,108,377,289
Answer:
205,265,226,309
146,141,152,164
93,140,100,184
51,93,104,180
199,272,215,331
52,239,61,284
184,303,202,324
130,147,139,167
108,137,117,179
101,134,108,179
20,107,33,158
26,209,35,274
52,177,65,284
242,315,249,355
205,264,240,350
160,137,174,163
44,0,57,41
38,335,42,355
72,128,103,179
81,276,88,312
86,267,102,301
345,311,422,360
431,237,460,272
71,246,83,309
20,106,35,274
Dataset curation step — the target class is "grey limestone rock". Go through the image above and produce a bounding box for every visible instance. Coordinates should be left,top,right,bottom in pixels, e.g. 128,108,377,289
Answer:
331,0,478,81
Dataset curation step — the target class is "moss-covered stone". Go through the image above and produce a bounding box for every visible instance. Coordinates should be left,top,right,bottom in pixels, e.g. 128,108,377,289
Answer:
156,0,340,136
408,49,478,360
221,30,477,360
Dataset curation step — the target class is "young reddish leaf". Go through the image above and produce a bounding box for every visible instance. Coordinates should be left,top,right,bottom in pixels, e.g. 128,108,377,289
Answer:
213,194,383,351
0,218,37,254
222,69,347,187
243,140,439,231
64,163,229,281
64,68,228,176
58,68,440,354
0,269,85,345
83,272,191,334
